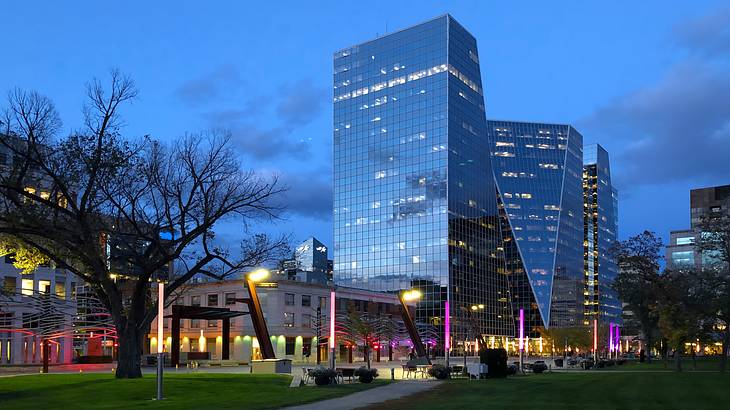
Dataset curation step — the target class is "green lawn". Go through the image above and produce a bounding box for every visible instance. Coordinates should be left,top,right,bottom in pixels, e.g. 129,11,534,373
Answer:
0,373,385,409
369,372,730,410
603,356,725,372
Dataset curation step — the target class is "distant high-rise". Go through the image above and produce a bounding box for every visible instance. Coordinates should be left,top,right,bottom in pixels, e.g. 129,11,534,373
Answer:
487,120,585,330
295,237,329,275
583,144,621,325
667,184,730,270
333,15,512,343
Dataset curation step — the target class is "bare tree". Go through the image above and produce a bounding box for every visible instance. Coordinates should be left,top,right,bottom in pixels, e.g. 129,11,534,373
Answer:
0,71,288,378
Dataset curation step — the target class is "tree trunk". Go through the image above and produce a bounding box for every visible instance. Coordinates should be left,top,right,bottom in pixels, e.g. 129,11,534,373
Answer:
721,328,729,373
646,335,653,364
115,325,145,378
675,348,682,372
364,345,371,369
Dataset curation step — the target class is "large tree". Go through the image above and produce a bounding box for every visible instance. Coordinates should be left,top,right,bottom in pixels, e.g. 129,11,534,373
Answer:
612,231,663,363
0,71,288,378
696,213,730,372
655,269,714,372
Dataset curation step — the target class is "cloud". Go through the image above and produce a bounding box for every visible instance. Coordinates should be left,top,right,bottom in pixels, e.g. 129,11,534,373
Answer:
179,73,327,161
582,7,730,189
231,125,311,160
276,79,327,126
275,169,332,220
673,7,730,57
175,64,242,106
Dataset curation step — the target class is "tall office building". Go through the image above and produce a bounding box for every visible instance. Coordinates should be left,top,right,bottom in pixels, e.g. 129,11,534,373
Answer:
667,184,730,270
487,120,584,330
583,144,621,325
333,15,512,343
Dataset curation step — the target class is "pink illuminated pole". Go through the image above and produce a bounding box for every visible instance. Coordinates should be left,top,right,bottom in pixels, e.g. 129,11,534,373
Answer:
445,301,450,368
156,282,164,401
329,290,336,369
609,323,614,357
519,308,525,373
593,319,598,358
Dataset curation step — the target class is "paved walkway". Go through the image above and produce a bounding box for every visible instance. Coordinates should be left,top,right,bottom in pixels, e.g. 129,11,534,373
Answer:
282,380,440,410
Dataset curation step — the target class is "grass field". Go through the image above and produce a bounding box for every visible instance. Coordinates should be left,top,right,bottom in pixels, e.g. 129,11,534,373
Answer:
368,370,730,410
0,373,384,409
602,356,726,372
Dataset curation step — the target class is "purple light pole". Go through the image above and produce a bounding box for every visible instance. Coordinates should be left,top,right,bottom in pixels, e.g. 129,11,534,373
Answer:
445,301,450,368
609,323,614,357
519,308,525,373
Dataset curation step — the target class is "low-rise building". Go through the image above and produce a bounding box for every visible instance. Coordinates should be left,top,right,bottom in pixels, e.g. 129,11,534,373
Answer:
0,256,76,365
148,277,406,364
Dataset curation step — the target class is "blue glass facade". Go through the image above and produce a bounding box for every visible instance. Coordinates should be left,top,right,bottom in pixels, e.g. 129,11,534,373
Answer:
333,15,512,344
583,144,621,324
487,121,585,329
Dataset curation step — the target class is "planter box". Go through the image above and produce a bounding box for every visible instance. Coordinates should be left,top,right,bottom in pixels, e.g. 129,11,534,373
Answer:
251,359,292,374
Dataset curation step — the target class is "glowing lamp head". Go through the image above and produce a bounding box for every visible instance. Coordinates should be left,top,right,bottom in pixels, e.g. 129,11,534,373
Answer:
247,268,270,283
401,289,422,301
471,305,478,311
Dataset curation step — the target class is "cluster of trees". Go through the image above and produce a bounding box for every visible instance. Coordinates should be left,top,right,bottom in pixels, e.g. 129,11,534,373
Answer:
613,220,730,372
0,72,289,378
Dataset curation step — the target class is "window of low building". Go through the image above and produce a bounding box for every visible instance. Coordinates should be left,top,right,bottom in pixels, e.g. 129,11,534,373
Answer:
283,312,294,327
284,293,295,306
285,337,296,355
208,294,218,307
21,279,34,296
225,293,236,305
38,280,51,294
55,280,66,299
302,294,311,307
3,277,17,294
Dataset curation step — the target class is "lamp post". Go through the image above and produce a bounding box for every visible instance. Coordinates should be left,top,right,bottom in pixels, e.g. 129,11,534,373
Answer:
593,319,598,360
398,289,430,364
244,269,276,360
329,290,336,370
445,300,450,369
519,308,524,374
156,282,164,401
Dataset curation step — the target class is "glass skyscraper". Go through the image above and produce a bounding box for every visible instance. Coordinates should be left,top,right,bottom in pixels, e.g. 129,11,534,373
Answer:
487,120,585,330
583,144,621,325
333,15,512,345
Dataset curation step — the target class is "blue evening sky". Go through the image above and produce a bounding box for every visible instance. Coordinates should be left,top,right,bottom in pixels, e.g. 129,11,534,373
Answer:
3,1,730,255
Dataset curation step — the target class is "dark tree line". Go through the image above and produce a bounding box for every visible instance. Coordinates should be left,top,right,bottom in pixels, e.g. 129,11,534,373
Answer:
613,224,730,372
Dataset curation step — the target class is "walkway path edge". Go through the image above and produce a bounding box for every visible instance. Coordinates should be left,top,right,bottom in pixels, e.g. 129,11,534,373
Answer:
282,380,441,410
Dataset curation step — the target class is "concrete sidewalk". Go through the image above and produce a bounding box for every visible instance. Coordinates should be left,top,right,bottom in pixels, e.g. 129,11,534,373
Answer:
282,380,440,410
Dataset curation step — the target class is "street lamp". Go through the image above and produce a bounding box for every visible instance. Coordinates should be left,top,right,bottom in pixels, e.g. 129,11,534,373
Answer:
247,268,270,283
401,289,422,302
398,289,430,364
244,268,276,360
